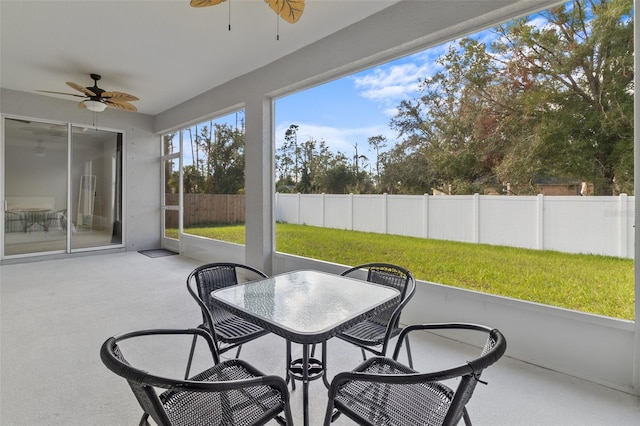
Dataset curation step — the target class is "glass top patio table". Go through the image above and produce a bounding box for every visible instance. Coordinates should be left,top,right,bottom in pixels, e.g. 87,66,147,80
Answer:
210,269,401,345
211,269,401,426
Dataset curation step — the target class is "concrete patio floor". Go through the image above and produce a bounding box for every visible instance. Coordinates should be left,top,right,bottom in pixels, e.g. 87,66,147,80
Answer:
1,251,639,425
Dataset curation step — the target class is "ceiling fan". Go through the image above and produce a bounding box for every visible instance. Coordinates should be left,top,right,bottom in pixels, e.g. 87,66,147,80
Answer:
38,74,139,112
190,0,305,24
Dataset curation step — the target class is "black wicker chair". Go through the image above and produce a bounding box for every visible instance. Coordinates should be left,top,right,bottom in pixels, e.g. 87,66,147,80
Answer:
185,262,270,378
324,323,507,426
333,263,416,367
100,328,293,426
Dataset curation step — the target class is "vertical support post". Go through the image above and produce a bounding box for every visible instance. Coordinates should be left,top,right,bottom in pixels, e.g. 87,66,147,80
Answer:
633,0,640,395
244,96,274,274
297,193,301,225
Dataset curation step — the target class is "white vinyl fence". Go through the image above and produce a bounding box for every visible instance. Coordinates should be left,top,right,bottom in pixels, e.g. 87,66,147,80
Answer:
275,193,635,259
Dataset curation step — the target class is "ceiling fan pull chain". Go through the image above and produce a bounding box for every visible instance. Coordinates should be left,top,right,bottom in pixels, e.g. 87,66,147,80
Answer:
276,13,280,41
228,0,231,31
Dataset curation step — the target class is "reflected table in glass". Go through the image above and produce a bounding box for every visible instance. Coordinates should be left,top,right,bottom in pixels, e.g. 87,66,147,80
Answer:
12,209,52,232
211,270,401,426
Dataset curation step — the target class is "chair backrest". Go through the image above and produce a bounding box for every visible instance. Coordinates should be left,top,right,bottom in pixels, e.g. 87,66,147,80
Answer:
341,263,415,328
187,262,268,329
100,328,219,426
393,323,507,426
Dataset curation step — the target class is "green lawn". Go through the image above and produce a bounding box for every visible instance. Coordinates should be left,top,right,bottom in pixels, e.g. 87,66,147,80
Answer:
170,223,634,320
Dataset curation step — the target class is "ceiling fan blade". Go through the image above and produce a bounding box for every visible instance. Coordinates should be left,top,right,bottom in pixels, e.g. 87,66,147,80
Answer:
101,91,139,102
105,100,137,112
37,90,86,98
66,82,96,97
190,0,226,7
265,0,304,24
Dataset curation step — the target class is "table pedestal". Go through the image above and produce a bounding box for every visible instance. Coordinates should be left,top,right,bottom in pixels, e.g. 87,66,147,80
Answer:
286,342,331,426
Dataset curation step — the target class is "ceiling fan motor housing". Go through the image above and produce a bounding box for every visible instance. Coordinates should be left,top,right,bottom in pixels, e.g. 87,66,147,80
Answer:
88,74,105,98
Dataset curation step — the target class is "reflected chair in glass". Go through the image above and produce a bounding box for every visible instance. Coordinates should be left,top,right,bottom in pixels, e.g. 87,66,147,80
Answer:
4,210,24,233
45,209,67,231
331,263,416,368
324,323,507,426
185,262,269,377
101,328,293,426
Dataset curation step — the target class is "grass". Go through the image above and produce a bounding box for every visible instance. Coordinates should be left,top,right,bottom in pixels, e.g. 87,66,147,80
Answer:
171,223,634,320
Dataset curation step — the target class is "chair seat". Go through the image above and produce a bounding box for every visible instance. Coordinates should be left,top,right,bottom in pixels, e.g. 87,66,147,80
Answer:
333,357,455,426
161,359,286,425
202,310,268,343
338,319,402,347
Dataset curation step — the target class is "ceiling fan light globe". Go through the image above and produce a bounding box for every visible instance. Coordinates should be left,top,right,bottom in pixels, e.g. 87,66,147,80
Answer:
84,100,107,112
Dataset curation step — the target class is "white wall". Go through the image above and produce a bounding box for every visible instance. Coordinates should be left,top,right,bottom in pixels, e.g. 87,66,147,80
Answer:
1,88,161,252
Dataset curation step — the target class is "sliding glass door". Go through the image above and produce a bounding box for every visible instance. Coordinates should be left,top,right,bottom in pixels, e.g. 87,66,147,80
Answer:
2,117,124,258
3,118,68,255
69,127,123,250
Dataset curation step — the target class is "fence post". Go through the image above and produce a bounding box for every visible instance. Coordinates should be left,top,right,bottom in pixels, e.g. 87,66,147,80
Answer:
320,192,327,228
620,193,628,258
383,193,388,235
297,193,301,225
473,193,480,243
349,193,354,231
423,193,429,238
275,192,279,222
537,194,544,250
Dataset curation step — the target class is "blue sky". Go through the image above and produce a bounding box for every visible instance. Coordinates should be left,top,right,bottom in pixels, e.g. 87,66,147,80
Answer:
273,45,449,160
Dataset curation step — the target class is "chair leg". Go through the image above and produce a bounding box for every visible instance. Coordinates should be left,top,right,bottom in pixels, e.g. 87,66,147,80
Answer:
139,413,151,426
286,340,295,390
404,335,413,369
235,344,243,358
360,347,367,362
321,341,331,388
184,334,198,379
323,398,336,426
463,407,472,425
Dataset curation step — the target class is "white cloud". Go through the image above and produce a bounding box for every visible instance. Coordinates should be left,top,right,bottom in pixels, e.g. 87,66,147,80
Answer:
351,43,454,106
275,122,397,157
353,62,427,102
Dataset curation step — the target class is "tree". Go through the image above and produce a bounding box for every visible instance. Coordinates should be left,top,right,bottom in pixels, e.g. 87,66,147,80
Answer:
494,0,634,194
276,124,301,191
200,122,246,194
368,135,387,191
295,138,333,193
388,0,634,195
318,152,359,193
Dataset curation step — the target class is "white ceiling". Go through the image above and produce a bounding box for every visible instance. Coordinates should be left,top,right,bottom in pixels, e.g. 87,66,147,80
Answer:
1,1,558,118
1,0,404,116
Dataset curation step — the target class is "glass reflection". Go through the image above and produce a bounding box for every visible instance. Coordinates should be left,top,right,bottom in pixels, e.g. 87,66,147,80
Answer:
70,127,123,250
3,118,68,255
